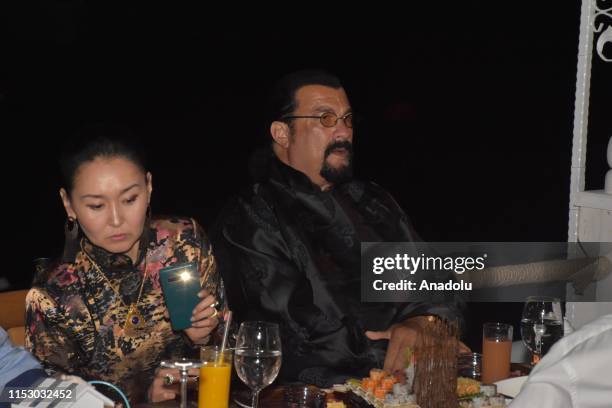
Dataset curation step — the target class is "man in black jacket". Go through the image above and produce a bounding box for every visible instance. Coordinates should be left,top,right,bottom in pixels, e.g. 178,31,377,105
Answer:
212,70,464,386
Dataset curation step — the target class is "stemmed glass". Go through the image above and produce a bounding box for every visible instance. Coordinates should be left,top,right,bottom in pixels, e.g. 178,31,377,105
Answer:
520,296,563,365
233,321,282,408
160,359,203,408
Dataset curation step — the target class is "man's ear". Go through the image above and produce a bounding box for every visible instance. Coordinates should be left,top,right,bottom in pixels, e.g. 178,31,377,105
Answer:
59,188,77,220
270,121,291,149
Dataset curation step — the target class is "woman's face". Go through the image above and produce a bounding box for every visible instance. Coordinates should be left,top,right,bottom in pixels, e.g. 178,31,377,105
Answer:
60,156,152,261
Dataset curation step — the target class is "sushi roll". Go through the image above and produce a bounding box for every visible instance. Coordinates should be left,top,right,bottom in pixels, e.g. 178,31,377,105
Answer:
489,395,505,407
382,377,396,391
471,396,489,408
370,368,386,381
404,364,416,393
385,394,400,404
481,384,497,397
374,387,387,400
393,383,409,396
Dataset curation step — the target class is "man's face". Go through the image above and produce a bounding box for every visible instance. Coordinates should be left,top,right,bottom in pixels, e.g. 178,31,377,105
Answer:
285,85,353,188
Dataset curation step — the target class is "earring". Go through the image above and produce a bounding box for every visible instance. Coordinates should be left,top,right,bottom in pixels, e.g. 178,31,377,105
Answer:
62,216,81,262
65,217,79,241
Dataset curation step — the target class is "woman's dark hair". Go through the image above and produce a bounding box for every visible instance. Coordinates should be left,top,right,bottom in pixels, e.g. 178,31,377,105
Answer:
60,123,147,195
59,123,147,263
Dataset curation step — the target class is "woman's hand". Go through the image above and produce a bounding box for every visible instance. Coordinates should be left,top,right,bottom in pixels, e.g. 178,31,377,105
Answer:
147,367,199,402
184,290,219,345
148,368,180,402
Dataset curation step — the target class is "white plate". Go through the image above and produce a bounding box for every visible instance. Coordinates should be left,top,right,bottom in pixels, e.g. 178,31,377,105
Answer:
494,376,528,398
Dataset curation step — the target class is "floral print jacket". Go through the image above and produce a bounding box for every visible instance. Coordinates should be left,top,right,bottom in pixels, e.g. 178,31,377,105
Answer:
25,216,225,403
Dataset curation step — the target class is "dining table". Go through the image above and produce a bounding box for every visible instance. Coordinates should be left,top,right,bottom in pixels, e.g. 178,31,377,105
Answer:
135,385,288,407
136,362,531,407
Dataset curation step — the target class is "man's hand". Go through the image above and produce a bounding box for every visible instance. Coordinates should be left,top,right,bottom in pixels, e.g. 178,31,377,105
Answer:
365,316,471,373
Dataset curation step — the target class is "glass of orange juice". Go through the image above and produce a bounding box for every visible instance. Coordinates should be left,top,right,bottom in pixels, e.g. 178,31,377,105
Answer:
199,346,233,408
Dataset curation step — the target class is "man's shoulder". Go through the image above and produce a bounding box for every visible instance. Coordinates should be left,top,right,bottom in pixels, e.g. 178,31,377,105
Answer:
213,181,285,242
562,314,612,356
222,179,398,217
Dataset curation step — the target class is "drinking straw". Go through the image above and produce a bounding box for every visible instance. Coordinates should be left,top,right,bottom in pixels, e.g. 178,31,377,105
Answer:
218,310,232,364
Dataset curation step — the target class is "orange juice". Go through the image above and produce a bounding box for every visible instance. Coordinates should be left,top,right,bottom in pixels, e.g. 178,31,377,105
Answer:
199,346,233,408
198,363,231,408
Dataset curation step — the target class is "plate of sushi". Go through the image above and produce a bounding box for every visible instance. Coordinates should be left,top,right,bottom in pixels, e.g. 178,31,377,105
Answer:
328,348,514,408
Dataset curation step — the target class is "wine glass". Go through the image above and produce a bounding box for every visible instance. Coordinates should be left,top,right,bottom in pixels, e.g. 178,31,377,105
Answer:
160,359,203,408
520,296,563,365
234,321,282,408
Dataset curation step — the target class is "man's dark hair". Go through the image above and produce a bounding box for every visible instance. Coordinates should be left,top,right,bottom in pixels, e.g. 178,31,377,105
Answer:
59,123,147,195
268,69,344,125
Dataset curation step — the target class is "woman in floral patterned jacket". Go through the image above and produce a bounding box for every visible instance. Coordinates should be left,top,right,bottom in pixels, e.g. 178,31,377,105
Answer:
25,125,225,404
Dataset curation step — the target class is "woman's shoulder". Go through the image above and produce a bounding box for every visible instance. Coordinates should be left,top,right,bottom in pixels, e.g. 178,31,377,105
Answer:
28,261,81,304
150,215,196,233
149,215,209,247
149,215,200,234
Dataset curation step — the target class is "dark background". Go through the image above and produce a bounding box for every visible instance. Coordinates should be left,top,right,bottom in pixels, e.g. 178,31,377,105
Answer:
2,2,611,349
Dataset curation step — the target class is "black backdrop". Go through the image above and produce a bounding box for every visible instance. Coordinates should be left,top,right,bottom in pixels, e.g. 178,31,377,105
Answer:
3,2,611,349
